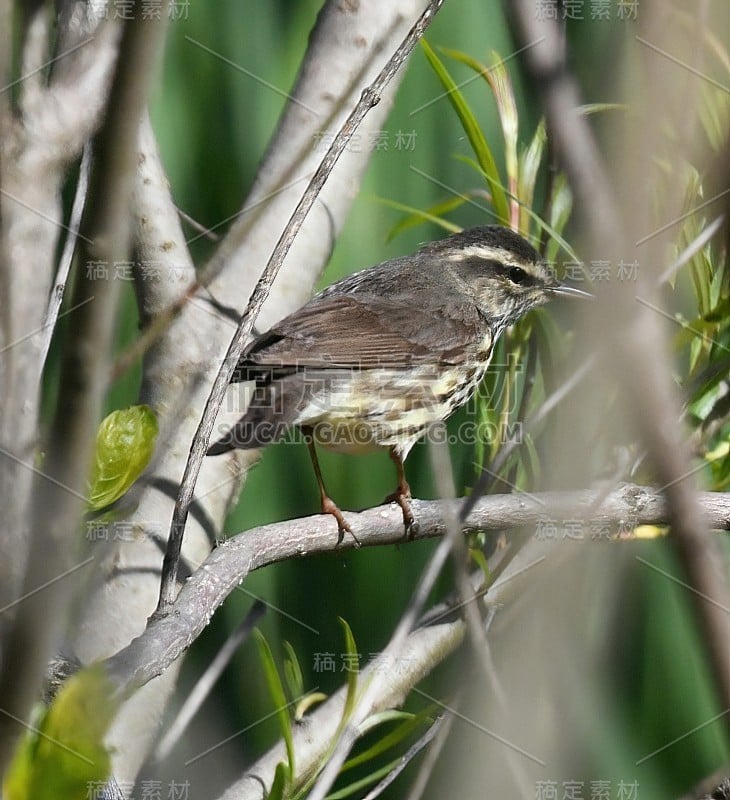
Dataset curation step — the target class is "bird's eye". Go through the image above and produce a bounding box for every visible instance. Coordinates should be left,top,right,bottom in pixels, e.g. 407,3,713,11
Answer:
508,266,528,284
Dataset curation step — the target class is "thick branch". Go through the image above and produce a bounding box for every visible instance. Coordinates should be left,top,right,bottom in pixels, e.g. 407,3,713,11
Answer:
0,9,119,620
65,112,228,783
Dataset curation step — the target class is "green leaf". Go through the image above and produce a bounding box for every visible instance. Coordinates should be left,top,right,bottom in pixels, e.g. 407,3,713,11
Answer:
341,705,438,775
87,405,158,511
290,620,362,800
546,175,574,261
708,256,726,312
518,432,541,487
469,546,492,585
375,196,464,242
473,369,501,472
255,630,295,780
283,641,304,701
338,618,359,726
453,155,579,263
266,761,290,800
576,102,628,116
357,709,415,737
710,445,730,490
294,692,328,721
698,83,730,152
689,334,704,375
325,757,403,800
3,665,117,800
485,50,519,185
518,120,546,232
420,39,510,225
439,48,519,223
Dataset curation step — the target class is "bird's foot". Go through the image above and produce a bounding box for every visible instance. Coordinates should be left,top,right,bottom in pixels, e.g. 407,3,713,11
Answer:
321,495,361,547
384,489,419,540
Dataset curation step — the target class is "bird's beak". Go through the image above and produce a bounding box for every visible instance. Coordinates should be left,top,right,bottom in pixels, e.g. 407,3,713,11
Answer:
549,282,594,300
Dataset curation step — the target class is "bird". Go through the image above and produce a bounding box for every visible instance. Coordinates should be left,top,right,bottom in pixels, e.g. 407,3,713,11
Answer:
208,225,590,543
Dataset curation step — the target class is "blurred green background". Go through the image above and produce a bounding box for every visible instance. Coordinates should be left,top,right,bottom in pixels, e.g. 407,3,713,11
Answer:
81,1,730,796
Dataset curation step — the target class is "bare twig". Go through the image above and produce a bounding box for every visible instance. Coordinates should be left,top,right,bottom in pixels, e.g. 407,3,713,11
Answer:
658,214,725,284
402,705,457,800
39,144,91,372
362,712,449,800
155,0,448,613
0,0,10,126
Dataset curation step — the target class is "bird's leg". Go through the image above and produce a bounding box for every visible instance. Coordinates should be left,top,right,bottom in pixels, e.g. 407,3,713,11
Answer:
385,448,417,538
303,426,359,546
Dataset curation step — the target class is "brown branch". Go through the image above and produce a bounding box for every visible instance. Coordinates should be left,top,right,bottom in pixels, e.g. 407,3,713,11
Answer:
155,0,448,613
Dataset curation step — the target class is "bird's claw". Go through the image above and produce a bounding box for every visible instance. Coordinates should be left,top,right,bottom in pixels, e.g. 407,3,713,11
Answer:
321,495,361,547
404,517,420,540
384,490,418,540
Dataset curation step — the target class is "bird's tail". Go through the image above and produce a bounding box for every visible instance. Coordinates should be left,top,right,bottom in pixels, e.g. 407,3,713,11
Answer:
207,376,303,455
206,437,240,456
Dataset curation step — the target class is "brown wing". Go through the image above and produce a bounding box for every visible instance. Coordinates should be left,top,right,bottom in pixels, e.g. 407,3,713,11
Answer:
237,290,486,377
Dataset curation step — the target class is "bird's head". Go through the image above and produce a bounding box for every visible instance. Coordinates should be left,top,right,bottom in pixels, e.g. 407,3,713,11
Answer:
422,225,591,331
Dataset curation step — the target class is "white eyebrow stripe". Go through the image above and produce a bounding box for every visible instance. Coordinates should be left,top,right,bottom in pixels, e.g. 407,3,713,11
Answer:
447,245,526,267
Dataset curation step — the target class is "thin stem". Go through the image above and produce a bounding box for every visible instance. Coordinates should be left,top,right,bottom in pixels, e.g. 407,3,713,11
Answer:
39,144,91,373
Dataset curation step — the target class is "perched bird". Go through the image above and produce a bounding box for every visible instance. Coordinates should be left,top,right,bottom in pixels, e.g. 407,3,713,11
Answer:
208,225,589,542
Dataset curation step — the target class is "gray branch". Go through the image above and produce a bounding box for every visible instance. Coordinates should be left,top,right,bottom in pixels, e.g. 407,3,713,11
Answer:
105,483,730,693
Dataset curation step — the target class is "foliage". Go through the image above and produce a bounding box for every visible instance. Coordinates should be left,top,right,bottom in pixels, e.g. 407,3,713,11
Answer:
387,40,730,502
2,666,117,800
254,622,435,800
87,405,158,511
660,48,730,492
